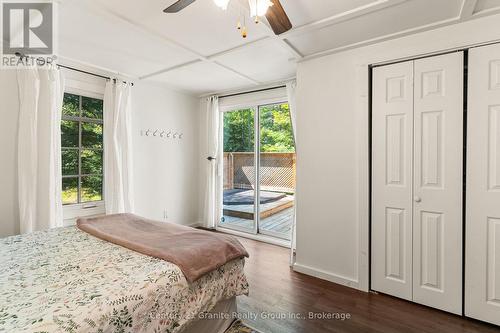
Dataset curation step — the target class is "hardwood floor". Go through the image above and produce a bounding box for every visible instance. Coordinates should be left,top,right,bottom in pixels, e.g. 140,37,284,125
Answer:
235,236,500,333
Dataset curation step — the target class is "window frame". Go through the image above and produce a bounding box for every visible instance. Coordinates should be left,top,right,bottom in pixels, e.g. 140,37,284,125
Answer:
62,83,106,223
61,97,104,204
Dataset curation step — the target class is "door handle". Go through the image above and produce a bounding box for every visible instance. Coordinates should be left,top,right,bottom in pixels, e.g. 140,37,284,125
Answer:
414,196,422,203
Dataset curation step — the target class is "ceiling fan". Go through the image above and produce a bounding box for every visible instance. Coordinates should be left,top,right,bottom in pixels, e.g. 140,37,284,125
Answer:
163,0,292,36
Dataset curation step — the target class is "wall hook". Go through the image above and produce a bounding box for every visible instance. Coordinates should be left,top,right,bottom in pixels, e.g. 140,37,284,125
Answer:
145,129,151,136
153,129,158,137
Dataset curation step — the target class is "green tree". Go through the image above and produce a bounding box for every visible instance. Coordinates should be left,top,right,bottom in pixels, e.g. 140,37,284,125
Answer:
223,103,295,153
259,103,295,152
223,108,255,152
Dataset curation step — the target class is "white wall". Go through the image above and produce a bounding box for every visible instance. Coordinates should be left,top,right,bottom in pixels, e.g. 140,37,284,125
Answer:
0,69,200,237
294,14,500,291
0,70,20,237
132,82,200,226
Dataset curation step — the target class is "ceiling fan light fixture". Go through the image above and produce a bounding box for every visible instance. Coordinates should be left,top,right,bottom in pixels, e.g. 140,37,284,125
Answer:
213,0,230,10
248,0,273,17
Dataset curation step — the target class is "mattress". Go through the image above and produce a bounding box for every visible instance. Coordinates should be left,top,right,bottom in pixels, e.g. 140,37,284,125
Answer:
0,226,249,332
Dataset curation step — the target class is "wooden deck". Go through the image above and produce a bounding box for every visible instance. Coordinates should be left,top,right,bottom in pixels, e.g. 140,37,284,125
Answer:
223,195,294,220
220,206,294,240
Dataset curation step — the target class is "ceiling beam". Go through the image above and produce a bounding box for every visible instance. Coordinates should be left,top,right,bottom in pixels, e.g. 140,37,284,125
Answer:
258,20,304,59
459,0,478,20
85,0,410,81
207,36,271,60
301,16,460,62
77,0,261,85
280,0,409,40
140,37,271,81
139,59,202,80
300,0,500,62
63,0,424,86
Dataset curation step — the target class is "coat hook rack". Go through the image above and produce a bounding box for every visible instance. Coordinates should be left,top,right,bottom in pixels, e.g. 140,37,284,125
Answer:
140,128,184,141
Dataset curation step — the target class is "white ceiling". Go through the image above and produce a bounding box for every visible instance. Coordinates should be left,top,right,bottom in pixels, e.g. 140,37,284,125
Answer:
58,0,500,95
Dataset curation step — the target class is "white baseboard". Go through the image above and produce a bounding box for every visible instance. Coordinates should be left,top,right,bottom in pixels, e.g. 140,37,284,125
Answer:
293,263,362,291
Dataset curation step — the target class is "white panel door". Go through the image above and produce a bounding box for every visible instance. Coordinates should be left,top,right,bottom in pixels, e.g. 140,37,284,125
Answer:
466,43,500,326
372,61,414,300
413,52,463,315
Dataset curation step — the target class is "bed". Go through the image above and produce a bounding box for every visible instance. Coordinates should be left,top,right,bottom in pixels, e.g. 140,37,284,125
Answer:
0,225,249,332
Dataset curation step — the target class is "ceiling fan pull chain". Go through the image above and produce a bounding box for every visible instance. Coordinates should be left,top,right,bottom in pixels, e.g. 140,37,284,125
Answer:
254,0,259,23
241,15,247,38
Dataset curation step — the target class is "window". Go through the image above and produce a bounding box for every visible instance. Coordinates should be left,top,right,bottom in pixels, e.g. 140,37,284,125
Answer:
61,93,104,205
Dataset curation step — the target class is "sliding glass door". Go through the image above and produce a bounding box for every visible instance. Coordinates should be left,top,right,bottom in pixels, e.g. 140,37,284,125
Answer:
220,108,257,234
219,102,295,241
258,103,295,239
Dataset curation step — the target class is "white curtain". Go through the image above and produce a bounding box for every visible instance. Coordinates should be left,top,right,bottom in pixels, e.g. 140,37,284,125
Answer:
103,81,134,214
204,96,220,229
287,80,298,266
17,66,65,234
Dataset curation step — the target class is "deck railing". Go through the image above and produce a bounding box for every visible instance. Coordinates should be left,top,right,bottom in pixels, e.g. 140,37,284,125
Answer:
223,152,296,193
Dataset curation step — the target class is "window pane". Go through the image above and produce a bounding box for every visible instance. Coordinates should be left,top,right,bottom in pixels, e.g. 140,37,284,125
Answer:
61,120,79,147
81,149,103,175
82,122,103,148
62,93,79,117
259,103,295,153
62,177,78,205
223,108,255,152
62,149,78,176
81,175,103,202
82,96,103,119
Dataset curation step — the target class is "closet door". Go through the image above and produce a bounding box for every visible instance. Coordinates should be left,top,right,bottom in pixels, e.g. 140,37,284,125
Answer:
372,61,414,300
412,52,463,315
466,43,500,325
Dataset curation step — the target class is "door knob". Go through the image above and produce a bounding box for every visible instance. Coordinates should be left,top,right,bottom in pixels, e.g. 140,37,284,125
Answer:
414,196,422,203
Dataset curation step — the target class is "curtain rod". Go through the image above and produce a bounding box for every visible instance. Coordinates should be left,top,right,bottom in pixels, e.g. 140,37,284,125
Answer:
58,64,134,86
219,85,286,99
14,52,133,86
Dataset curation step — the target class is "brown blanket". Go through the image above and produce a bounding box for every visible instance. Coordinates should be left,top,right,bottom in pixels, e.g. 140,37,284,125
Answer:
76,213,249,283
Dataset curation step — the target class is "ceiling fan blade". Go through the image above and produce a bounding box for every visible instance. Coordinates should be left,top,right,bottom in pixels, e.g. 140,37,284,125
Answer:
163,0,196,13
265,0,292,35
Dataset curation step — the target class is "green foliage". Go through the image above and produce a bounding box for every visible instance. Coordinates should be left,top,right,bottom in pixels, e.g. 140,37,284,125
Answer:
62,149,78,175
259,104,295,153
81,176,102,202
223,103,295,153
81,150,103,174
61,120,79,147
82,122,103,149
62,93,79,117
62,178,78,205
223,108,255,152
61,93,104,205
82,96,103,119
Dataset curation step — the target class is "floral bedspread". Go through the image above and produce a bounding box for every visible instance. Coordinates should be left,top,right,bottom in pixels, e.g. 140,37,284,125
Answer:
0,226,249,333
